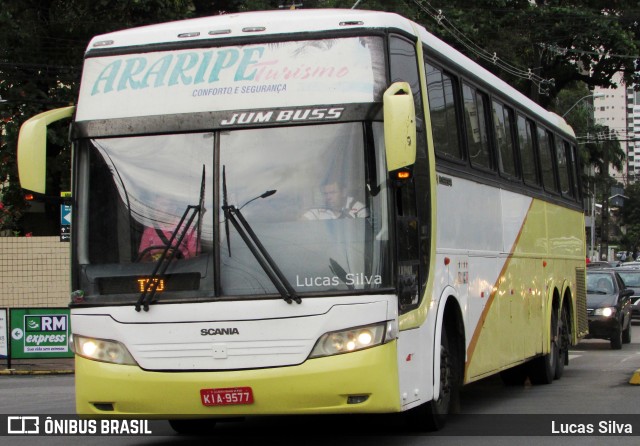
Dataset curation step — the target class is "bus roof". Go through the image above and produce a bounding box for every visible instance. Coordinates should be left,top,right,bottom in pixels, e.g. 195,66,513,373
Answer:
85,8,573,138
86,9,415,50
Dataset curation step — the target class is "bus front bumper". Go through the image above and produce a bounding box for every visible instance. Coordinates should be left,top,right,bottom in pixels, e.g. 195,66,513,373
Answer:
75,341,400,417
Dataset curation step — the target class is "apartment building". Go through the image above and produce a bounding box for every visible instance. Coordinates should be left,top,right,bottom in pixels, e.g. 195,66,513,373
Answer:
594,72,639,185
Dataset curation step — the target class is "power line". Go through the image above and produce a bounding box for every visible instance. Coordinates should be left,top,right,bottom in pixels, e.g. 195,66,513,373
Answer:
405,0,555,95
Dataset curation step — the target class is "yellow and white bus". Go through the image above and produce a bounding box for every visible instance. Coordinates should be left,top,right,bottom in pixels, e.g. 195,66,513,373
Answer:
18,9,587,432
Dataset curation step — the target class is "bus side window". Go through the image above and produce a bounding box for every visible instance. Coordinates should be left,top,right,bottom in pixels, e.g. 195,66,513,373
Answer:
426,62,462,160
492,101,518,178
568,143,581,201
389,35,427,312
557,138,573,198
395,183,420,311
462,83,492,171
537,127,558,193
517,114,539,187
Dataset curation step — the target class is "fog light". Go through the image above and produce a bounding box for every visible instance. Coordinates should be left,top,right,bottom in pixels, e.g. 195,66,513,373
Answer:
347,395,369,404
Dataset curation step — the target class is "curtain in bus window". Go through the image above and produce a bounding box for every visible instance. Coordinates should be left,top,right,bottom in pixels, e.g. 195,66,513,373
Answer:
517,115,538,186
462,83,491,169
426,63,461,159
492,101,517,178
557,139,573,197
537,127,558,192
86,134,214,265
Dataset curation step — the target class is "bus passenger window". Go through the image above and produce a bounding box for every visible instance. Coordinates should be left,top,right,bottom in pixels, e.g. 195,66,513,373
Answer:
568,143,581,200
462,83,491,170
492,101,518,178
517,115,538,186
537,127,558,193
426,63,461,160
557,139,573,197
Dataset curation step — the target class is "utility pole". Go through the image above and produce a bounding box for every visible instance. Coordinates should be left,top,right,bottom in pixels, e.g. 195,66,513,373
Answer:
601,142,610,260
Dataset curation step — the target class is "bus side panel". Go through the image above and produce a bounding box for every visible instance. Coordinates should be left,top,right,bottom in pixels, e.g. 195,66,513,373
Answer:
436,175,542,380
396,323,434,410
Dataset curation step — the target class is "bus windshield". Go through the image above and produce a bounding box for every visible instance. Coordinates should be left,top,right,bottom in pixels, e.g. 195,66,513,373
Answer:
74,122,392,303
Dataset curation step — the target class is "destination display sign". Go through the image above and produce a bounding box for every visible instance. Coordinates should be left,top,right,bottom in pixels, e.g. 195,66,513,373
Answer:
77,36,385,121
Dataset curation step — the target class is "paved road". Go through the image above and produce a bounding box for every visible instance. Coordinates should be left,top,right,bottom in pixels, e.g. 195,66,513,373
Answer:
1,322,639,445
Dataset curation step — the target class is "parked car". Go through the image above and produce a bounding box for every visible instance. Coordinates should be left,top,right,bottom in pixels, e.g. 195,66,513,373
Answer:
614,267,640,320
585,270,633,349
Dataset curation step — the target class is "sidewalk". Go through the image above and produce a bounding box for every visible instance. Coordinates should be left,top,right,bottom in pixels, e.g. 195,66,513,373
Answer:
0,357,75,375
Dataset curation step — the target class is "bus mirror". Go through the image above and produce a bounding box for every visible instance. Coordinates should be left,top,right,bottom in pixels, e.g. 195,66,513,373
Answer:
383,82,417,172
18,106,75,194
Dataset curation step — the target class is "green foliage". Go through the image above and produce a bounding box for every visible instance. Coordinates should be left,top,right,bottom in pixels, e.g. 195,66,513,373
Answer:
401,1,640,107
1,0,639,234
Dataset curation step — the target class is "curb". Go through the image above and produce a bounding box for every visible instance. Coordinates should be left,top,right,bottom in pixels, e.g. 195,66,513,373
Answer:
630,369,640,385
0,369,74,376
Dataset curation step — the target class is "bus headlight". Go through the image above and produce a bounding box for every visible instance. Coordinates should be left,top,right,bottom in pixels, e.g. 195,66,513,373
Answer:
72,334,138,365
594,307,616,317
309,321,397,358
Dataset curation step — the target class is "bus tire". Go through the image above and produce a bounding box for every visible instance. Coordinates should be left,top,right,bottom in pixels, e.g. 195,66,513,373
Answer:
407,326,460,431
528,309,559,385
554,305,570,380
499,363,527,386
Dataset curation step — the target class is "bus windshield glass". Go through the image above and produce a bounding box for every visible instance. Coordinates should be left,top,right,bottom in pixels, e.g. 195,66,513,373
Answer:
74,122,392,303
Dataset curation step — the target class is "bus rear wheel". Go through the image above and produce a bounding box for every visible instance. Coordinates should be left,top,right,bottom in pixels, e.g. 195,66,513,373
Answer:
554,305,570,380
528,309,559,385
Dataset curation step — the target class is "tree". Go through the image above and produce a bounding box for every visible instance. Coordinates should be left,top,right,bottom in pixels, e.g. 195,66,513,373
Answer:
396,1,640,107
620,182,640,252
0,0,199,234
2,1,639,234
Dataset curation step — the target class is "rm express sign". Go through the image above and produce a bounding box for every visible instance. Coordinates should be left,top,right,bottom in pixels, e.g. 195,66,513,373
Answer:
10,309,73,359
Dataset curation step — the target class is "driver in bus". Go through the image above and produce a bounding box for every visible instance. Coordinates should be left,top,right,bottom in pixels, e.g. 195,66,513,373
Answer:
302,180,368,220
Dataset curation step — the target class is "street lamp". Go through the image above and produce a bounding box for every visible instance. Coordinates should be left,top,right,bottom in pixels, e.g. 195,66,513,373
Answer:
562,92,605,118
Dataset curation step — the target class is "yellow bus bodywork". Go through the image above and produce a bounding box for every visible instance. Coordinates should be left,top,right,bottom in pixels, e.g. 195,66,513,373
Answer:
75,341,400,417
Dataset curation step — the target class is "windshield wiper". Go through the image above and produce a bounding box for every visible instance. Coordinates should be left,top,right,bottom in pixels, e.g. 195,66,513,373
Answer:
329,258,354,290
135,166,206,312
135,204,201,312
222,169,300,304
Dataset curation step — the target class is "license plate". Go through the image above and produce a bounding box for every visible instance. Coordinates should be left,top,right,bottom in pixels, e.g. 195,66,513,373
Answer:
200,387,254,406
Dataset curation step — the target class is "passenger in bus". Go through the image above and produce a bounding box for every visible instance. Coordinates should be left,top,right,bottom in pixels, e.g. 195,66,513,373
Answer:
302,180,368,220
137,226,197,262
137,200,198,262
